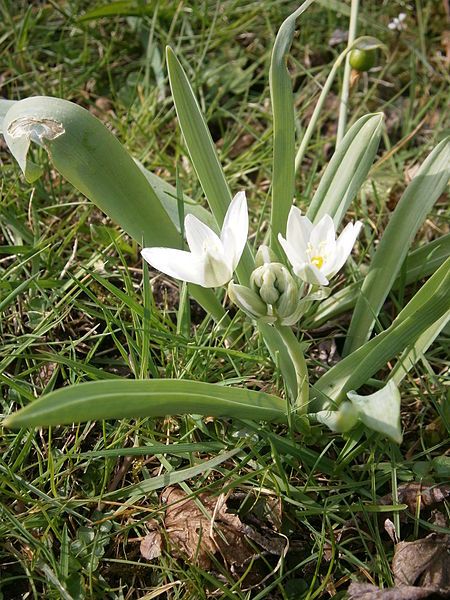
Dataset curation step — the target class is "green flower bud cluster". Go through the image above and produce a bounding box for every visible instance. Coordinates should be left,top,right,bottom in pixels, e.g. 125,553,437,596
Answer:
251,262,299,322
229,246,303,325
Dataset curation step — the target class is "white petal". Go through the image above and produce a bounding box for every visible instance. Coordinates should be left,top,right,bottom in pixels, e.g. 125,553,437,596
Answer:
286,207,312,259
202,250,233,287
295,262,329,286
330,221,362,277
184,214,221,257
347,380,402,443
141,247,207,286
220,191,248,269
278,234,304,272
310,214,336,250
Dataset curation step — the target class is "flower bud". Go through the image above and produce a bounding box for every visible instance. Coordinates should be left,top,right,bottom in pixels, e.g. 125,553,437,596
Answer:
228,281,267,320
250,263,300,324
255,244,277,267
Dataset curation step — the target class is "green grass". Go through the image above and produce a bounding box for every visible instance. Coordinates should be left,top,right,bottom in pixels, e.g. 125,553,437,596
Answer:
1,0,449,598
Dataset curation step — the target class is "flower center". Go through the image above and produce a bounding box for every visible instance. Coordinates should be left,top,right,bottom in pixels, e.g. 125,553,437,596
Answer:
307,242,327,271
311,255,324,269
203,238,222,258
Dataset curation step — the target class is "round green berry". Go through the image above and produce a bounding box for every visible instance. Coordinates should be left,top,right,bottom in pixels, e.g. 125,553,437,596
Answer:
349,48,376,72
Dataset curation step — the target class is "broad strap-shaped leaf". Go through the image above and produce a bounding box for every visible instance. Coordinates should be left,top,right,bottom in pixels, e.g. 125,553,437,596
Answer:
317,381,403,443
3,96,179,245
269,0,315,247
135,158,217,232
389,310,450,386
1,96,228,324
0,99,17,133
344,137,450,354
166,47,254,283
312,258,450,410
306,113,383,227
166,48,299,398
3,379,290,428
166,48,231,225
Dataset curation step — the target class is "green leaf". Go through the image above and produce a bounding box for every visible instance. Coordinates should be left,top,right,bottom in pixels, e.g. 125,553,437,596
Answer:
344,137,450,354
306,113,383,227
1,96,228,325
0,99,17,133
166,48,231,223
389,310,450,386
312,258,450,409
3,379,290,429
106,449,241,500
3,97,179,246
166,46,298,396
135,158,217,232
306,233,450,329
269,0,315,246
78,1,157,21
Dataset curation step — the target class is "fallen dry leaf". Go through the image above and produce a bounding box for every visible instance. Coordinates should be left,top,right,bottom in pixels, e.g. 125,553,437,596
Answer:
393,533,450,588
384,518,399,544
379,482,450,514
160,487,285,570
348,582,450,599
140,530,163,561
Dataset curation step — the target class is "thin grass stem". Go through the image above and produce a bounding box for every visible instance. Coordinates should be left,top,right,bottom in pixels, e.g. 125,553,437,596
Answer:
336,0,360,145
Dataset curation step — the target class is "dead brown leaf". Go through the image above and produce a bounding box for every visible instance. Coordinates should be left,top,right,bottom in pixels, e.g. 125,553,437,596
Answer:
140,530,163,561
379,482,450,514
348,582,450,599
160,487,286,570
393,533,450,588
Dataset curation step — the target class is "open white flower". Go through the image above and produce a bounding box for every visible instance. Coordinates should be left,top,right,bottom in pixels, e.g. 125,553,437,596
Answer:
141,191,248,288
278,207,362,286
388,12,407,31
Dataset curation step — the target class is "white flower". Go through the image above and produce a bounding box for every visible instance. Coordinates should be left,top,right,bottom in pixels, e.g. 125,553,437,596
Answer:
316,380,402,444
141,191,248,288
278,207,362,286
388,13,407,31
347,380,402,443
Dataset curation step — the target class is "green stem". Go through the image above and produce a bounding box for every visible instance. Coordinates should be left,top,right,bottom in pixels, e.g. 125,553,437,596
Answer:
295,44,358,173
275,325,309,414
336,0,360,145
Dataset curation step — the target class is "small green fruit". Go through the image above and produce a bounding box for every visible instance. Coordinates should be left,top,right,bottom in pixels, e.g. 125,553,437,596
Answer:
349,48,376,72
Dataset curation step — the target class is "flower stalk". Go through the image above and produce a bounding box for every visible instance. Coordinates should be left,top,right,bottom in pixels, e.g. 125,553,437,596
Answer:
274,324,309,414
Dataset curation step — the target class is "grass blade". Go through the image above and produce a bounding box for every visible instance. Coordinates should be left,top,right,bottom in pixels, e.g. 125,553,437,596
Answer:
344,137,450,355
106,449,241,500
389,310,450,386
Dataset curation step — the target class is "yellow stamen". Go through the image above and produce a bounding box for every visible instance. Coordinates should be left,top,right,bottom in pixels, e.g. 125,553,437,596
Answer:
311,255,324,269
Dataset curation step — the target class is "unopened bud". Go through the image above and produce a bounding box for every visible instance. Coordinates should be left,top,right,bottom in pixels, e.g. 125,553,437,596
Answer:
250,262,300,325
228,281,267,320
255,244,277,267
